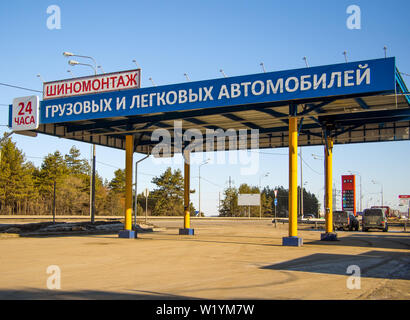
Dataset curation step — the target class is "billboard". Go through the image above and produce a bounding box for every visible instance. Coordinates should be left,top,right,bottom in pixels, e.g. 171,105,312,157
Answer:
43,69,141,100
342,175,356,215
238,194,260,206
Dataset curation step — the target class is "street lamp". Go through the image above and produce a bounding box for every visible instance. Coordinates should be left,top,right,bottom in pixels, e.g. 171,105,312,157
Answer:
36,74,45,83
343,51,348,63
348,170,362,212
132,59,140,69
68,60,97,75
219,69,227,78
63,51,97,69
64,51,98,224
303,56,310,68
149,77,156,86
311,153,323,160
259,172,270,218
371,180,384,207
198,159,210,217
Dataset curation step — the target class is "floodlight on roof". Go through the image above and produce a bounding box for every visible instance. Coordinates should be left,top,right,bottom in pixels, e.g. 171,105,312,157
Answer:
303,57,309,68
149,77,156,86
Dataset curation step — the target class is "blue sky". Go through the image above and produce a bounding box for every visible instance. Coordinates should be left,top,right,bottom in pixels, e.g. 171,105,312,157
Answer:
1,0,409,216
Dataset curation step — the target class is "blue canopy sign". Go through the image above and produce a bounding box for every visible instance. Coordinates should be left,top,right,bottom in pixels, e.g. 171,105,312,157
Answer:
36,58,396,125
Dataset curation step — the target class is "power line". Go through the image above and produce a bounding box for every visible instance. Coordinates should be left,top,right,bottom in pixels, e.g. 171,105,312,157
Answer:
301,157,323,175
251,150,288,156
0,82,42,93
96,160,156,177
196,176,223,188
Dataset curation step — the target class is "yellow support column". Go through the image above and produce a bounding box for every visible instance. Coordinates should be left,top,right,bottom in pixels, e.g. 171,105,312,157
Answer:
180,149,194,235
321,135,338,241
289,117,298,237
282,109,302,246
325,137,333,233
119,135,136,238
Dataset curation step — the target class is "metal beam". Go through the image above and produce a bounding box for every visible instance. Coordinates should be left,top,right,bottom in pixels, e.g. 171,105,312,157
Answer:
222,113,263,130
65,103,288,133
299,99,335,116
355,97,370,110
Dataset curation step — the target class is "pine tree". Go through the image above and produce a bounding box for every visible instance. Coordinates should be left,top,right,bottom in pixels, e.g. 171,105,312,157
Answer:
0,135,36,214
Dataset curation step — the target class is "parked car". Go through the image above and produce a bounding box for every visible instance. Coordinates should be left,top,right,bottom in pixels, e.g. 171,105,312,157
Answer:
333,210,359,231
303,214,315,220
362,208,388,232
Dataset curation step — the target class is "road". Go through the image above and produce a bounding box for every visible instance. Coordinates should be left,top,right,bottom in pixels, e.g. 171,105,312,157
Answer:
0,218,408,299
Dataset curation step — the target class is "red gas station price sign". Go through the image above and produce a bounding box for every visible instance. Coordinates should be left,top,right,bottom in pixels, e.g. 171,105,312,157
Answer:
342,175,356,215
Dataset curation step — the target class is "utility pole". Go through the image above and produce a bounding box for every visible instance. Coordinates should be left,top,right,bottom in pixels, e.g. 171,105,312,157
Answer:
53,181,56,224
228,176,233,216
218,191,221,214
134,153,150,229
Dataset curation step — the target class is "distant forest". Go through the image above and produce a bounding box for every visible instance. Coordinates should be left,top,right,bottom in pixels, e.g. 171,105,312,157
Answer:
0,135,319,217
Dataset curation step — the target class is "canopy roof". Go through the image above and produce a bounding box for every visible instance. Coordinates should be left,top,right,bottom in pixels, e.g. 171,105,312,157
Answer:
25,57,410,154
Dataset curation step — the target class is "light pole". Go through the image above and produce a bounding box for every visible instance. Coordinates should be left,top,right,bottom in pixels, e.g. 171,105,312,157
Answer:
348,170,362,213
259,172,270,218
134,153,150,229
311,154,325,215
63,51,97,70
198,159,210,217
132,60,140,69
64,51,98,223
343,51,348,63
299,147,304,217
68,60,97,75
371,180,384,207
36,74,45,83
149,77,156,86
301,181,308,217
367,197,373,208
303,56,309,68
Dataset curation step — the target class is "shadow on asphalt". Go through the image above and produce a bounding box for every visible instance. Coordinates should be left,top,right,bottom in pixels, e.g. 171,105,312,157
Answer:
261,250,410,280
304,233,410,250
0,288,201,300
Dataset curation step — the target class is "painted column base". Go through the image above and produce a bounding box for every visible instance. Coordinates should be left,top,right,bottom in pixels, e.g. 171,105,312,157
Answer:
320,232,338,241
179,228,195,235
118,230,137,239
282,236,303,247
